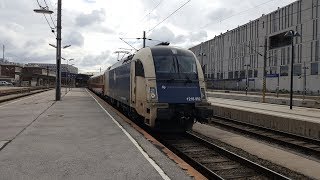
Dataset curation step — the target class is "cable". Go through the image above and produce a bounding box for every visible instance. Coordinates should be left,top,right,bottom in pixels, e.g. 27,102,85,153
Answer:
147,0,191,35
139,0,162,24
43,0,56,28
202,0,277,29
209,3,320,42
35,0,56,37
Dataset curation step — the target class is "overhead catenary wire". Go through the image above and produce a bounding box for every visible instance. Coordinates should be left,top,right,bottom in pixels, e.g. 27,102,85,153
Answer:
43,0,57,28
146,0,191,35
201,0,277,29
124,0,191,50
35,0,56,37
205,2,318,42
139,0,163,26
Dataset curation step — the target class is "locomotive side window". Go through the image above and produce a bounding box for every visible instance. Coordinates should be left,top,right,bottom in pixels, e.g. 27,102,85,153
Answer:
135,60,145,77
153,56,177,73
176,56,197,73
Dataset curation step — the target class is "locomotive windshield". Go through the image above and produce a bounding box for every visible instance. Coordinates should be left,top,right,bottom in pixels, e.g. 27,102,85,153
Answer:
153,55,197,74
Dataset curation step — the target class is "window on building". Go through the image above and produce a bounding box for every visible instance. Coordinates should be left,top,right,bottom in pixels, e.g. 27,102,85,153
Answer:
299,44,302,63
248,69,253,78
254,70,258,77
240,70,245,79
311,62,319,75
211,73,215,79
293,64,301,76
269,67,277,75
274,50,278,66
316,41,319,61
287,46,290,64
280,65,288,76
228,71,233,79
235,71,239,78
269,32,292,49
311,41,314,62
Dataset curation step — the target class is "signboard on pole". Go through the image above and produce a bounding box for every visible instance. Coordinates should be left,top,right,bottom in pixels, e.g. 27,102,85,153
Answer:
266,74,279,78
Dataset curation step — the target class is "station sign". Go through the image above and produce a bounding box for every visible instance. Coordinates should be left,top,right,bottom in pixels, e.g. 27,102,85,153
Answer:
266,74,279,78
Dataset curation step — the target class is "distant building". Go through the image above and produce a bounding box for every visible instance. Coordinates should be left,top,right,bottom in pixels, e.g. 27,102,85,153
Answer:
27,63,78,74
0,64,23,84
21,66,56,87
190,0,320,93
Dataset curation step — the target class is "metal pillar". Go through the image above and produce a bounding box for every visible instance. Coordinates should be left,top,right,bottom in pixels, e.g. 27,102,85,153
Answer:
262,38,267,102
303,62,308,100
289,37,294,109
56,0,62,101
143,31,146,48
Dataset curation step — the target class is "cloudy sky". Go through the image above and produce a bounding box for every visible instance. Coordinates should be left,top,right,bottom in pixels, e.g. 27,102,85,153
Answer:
0,0,296,73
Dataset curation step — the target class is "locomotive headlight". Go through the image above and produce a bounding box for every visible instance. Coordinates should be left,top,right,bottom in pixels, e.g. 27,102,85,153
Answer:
150,87,157,99
200,88,206,99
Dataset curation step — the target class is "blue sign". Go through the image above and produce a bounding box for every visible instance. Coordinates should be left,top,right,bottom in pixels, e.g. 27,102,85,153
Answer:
266,74,279,78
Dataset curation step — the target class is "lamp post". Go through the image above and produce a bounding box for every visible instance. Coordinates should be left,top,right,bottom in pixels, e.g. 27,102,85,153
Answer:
34,0,62,101
244,64,251,95
69,63,75,90
302,62,309,100
199,52,206,77
284,30,301,109
49,44,71,94
62,58,74,94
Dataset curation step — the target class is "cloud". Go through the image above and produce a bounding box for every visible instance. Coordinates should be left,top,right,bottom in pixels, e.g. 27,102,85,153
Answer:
63,31,84,47
148,26,175,43
190,30,208,42
75,9,106,27
0,0,298,73
79,50,113,67
207,8,234,20
6,22,25,32
83,0,96,3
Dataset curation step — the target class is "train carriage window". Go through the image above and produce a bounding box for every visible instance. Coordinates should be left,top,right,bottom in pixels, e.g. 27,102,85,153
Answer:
135,60,145,77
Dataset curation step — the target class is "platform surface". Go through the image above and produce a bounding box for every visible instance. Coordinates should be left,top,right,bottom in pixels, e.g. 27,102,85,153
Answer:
0,88,192,180
208,97,320,123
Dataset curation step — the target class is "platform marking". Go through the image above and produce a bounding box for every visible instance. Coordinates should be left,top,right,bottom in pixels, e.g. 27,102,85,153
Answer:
86,89,171,180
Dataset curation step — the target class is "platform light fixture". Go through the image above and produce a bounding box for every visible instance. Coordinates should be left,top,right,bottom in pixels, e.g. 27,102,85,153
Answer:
34,0,62,101
33,7,53,14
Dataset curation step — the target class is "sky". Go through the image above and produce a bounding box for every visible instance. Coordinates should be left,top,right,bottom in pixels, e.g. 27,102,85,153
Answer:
0,0,296,73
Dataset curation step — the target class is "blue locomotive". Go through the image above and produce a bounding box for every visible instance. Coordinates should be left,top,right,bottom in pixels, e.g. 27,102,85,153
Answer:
89,45,212,131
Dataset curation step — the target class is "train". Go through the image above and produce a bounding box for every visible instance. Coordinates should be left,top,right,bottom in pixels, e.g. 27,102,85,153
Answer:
88,45,212,131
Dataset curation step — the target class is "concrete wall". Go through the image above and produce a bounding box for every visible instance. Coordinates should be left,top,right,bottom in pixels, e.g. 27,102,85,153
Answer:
211,105,320,140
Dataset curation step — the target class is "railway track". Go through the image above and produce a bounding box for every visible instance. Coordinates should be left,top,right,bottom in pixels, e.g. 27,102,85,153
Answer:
157,131,290,180
210,116,320,158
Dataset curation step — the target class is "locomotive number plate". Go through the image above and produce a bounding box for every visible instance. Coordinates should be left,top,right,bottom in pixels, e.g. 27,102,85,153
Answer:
186,97,201,101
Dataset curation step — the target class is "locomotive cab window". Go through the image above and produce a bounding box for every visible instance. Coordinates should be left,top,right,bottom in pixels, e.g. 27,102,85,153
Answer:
153,51,198,80
135,60,145,77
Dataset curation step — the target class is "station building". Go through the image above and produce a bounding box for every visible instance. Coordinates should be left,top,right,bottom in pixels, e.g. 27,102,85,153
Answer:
27,63,79,87
190,0,320,94
27,63,78,74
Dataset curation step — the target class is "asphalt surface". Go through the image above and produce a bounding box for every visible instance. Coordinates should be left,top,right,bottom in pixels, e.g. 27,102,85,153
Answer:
0,89,193,180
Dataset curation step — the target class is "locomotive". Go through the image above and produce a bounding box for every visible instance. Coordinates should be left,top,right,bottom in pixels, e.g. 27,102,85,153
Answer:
88,45,212,131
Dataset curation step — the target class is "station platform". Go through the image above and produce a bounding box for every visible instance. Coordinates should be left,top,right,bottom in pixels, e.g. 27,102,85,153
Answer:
192,122,320,179
208,97,320,140
0,88,195,180
207,91,320,108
